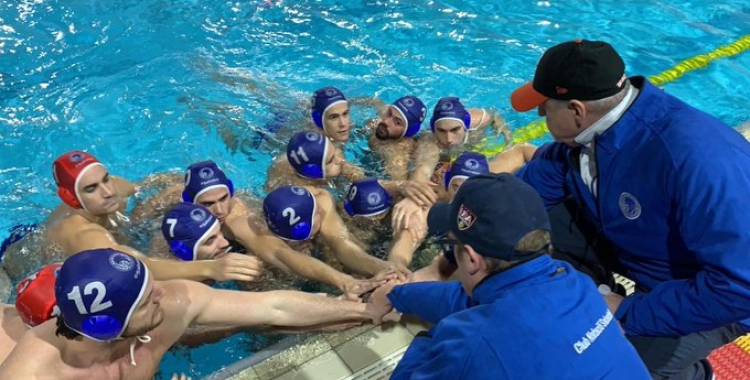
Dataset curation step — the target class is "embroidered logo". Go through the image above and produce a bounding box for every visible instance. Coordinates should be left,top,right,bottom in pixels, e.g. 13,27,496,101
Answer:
190,208,207,222
305,132,320,142
198,167,214,180
367,193,381,206
290,186,307,196
109,252,135,272
464,158,479,170
457,204,476,230
618,192,641,220
69,153,84,163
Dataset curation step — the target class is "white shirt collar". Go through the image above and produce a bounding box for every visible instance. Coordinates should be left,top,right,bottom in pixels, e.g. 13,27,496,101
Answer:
574,84,638,147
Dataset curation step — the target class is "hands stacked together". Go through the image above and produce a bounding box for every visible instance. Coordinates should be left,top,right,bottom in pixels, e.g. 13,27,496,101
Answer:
366,279,406,325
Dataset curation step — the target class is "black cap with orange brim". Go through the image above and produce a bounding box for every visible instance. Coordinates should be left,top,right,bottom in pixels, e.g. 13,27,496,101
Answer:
511,40,627,112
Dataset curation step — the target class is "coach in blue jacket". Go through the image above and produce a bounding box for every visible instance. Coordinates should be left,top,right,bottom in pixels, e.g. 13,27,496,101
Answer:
371,173,649,379
510,39,750,379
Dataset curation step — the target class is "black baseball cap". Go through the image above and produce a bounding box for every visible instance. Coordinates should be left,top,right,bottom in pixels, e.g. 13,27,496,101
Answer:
511,39,627,112
427,173,551,260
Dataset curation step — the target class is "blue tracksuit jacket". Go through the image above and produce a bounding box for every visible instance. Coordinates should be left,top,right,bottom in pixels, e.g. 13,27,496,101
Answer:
388,255,649,379
517,77,750,336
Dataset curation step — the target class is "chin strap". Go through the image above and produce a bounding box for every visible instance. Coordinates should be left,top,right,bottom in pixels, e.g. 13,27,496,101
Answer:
129,335,152,366
108,211,131,228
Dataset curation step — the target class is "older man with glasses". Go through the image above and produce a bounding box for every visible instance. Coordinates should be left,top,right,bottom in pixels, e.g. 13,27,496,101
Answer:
369,173,649,379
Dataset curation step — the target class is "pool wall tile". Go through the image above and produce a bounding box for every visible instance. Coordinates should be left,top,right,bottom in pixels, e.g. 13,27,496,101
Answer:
333,324,414,373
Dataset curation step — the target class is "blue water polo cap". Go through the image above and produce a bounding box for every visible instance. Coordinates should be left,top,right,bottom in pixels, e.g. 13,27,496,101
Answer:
182,161,235,203
311,86,347,128
392,96,427,138
430,97,471,132
55,249,149,342
344,178,392,217
162,203,219,261
263,186,317,241
444,152,490,190
287,131,329,179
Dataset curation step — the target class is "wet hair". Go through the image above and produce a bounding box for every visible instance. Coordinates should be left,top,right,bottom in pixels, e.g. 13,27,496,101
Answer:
55,315,83,341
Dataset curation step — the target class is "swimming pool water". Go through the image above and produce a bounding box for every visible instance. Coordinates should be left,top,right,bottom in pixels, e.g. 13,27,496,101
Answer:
1,0,748,378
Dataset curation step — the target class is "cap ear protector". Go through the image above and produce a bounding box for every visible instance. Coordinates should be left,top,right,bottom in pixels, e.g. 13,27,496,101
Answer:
168,240,194,261
404,120,423,138
57,186,81,209
298,164,324,179
81,315,124,341
181,179,234,203
343,200,356,216
289,221,313,241
430,111,472,132
311,109,323,129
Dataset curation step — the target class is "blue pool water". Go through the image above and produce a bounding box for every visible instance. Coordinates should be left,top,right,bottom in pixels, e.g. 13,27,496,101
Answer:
1,0,749,378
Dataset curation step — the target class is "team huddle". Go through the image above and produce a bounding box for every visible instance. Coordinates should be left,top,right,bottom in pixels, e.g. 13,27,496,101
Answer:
1,39,750,380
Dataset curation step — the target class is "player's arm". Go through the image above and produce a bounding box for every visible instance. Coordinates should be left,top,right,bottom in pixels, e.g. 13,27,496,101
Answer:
68,226,260,282
183,280,385,327
238,217,368,293
387,208,428,269
408,136,441,183
489,143,538,174
317,192,393,277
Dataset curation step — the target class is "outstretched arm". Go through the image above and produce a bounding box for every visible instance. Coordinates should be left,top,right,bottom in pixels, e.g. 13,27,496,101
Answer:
224,201,382,295
183,280,384,327
70,226,261,282
317,192,394,277
248,228,382,296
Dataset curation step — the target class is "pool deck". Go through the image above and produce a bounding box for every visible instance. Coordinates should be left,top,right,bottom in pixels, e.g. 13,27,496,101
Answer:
202,274,639,380
201,274,750,380
203,315,430,380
